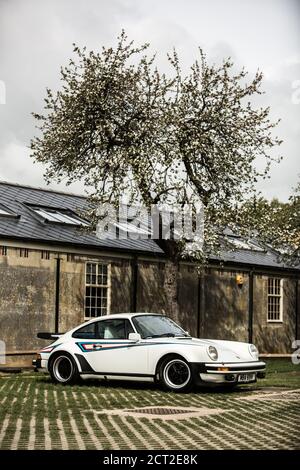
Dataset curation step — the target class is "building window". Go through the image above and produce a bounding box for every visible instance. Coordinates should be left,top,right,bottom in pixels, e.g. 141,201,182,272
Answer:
267,277,283,322
0,205,11,216
85,262,110,318
19,248,29,258
228,237,264,252
0,246,7,256
41,250,50,260
30,205,89,226
0,204,18,218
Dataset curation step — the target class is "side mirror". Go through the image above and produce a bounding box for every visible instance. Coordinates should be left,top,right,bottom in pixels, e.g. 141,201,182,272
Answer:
128,332,141,342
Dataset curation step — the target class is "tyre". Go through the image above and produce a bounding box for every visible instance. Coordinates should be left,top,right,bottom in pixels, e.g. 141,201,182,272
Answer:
159,356,193,392
49,353,79,385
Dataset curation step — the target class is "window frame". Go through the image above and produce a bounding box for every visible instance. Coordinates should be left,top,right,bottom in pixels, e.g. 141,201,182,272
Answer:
96,318,134,340
228,237,264,252
72,318,134,340
72,322,97,339
0,204,19,219
267,277,283,323
132,314,186,339
28,204,89,227
84,261,111,320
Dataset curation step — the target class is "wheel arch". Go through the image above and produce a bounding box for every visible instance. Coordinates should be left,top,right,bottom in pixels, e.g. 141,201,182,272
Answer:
154,352,190,381
48,349,81,372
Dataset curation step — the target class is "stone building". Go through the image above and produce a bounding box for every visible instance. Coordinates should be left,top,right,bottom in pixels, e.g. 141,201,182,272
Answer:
0,181,299,366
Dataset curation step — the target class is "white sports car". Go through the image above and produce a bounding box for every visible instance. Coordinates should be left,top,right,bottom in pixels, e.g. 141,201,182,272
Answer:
33,313,266,392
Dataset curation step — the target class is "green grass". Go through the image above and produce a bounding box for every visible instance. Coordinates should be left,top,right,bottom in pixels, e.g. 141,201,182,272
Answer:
0,359,299,450
245,358,300,389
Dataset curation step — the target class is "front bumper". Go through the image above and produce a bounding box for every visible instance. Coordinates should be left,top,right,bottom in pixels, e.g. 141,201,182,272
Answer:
191,361,266,386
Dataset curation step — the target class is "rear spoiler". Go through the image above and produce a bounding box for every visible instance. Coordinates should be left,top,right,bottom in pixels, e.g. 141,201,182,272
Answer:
37,332,64,340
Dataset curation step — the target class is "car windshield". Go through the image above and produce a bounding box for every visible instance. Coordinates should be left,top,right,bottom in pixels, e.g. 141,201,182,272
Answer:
132,315,189,339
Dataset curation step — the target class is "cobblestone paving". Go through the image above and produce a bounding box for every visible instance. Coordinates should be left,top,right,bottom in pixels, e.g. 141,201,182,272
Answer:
0,375,299,450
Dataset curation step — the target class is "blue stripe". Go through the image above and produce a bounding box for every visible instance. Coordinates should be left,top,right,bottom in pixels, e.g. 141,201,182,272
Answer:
41,343,61,352
75,341,180,353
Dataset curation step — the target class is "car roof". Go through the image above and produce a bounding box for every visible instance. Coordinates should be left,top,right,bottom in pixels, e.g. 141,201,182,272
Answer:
87,312,162,322
67,312,171,335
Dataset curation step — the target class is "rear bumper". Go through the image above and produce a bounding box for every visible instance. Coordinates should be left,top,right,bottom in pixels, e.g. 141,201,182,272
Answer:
191,361,266,386
32,357,48,372
32,358,41,369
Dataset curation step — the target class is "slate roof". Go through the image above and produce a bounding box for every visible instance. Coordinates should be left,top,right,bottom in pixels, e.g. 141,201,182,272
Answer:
0,181,298,271
0,181,164,255
210,248,299,271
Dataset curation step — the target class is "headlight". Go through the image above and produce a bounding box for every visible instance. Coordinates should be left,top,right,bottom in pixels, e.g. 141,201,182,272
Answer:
249,344,259,359
207,345,218,361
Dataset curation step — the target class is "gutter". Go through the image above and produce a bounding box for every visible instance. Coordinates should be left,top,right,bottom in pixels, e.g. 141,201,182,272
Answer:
208,258,300,275
0,234,165,258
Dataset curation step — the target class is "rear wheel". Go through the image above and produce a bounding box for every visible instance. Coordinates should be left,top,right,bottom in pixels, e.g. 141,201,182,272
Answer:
159,356,193,392
49,353,79,385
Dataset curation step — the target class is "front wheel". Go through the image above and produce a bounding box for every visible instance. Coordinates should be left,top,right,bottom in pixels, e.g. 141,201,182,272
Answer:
49,353,79,385
159,357,193,392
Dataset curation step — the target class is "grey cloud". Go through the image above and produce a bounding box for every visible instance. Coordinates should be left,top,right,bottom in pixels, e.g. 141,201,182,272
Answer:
0,0,299,200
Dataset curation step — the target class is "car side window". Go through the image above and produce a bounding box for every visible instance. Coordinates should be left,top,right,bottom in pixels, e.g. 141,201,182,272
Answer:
72,322,96,339
96,319,134,340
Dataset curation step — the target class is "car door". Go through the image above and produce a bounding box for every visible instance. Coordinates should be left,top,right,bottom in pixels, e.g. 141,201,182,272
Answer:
74,318,149,376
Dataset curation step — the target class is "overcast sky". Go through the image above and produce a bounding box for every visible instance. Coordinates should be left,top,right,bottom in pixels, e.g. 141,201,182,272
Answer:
0,0,299,200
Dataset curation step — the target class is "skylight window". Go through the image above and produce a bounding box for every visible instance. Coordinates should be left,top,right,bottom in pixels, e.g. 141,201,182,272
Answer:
228,237,264,252
32,206,89,226
0,204,18,218
0,207,10,216
115,221,151,236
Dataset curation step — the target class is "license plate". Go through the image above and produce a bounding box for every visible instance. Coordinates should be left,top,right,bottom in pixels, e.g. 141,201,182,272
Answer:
238,373,255,383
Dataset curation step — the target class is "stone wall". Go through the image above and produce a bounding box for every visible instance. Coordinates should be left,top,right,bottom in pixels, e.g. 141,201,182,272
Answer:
110,259,132,313
0,244,299,366
252,275,297,353
200,269,249,342
0,248,55,357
